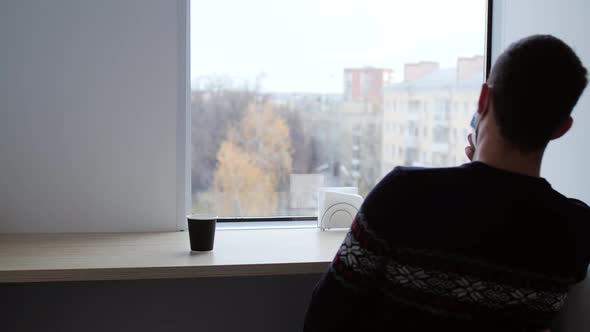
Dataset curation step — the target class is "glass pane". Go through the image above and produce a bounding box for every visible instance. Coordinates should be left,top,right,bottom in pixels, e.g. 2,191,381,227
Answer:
190,0,486,217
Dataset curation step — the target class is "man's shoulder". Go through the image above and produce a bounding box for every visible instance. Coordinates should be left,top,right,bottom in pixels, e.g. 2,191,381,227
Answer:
566,197,590,210
363,165,470,210
545,186,590,218
379,164,470,186
563,197,590,228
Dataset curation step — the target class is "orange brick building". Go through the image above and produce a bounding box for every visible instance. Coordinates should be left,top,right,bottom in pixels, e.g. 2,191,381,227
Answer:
343,67,393,106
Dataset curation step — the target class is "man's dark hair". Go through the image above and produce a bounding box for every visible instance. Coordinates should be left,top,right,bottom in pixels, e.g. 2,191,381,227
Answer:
488,34,588,152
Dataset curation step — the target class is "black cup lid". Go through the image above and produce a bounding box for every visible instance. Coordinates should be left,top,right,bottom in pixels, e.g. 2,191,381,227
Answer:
187,214,217,220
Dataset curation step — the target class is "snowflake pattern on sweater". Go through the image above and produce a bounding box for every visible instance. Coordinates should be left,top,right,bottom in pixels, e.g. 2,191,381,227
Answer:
331,213,571,321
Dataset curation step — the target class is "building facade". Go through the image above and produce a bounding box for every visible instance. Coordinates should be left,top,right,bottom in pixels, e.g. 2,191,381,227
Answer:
344,67,393,106
381,56,484,176
336,101,383,196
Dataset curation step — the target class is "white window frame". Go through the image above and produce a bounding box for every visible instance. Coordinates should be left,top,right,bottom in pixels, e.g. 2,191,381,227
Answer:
178,0,191,230
182,0,494,228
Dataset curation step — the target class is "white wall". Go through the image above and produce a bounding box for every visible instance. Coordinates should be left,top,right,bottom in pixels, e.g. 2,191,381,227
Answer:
491,0,590,203
492,2,590,331
0,0,189,232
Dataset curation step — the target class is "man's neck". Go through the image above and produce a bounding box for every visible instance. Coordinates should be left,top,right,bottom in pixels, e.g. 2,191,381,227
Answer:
474,137,543,178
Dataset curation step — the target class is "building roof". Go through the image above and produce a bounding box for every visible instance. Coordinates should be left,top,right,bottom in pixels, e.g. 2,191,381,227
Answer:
385,68,483,92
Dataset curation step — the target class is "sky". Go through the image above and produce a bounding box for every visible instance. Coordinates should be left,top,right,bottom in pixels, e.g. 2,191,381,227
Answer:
191,0,486,93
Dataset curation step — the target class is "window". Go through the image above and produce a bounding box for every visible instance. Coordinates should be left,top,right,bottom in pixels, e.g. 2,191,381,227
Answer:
432,152,448,166
409,100,421,113
433,126,450,143
352,136,361,146
344,72,353,99
405,148,419,165
190,0,487,218
407,122,419,137
369,124,376,134
434,99,450,122
353,149,361,159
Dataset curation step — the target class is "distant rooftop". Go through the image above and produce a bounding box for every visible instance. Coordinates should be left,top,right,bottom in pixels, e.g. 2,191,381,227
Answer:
387,56,484,92
386,67,483,91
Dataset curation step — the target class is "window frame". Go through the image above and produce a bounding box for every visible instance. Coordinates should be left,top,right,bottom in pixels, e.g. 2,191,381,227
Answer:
185,0,494,225
178,0,192,230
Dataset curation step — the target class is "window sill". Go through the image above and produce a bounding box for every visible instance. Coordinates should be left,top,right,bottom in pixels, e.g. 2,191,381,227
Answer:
216,219,317,230
0,228,346,283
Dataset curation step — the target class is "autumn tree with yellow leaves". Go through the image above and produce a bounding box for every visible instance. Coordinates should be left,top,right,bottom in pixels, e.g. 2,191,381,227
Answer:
213,102,293,216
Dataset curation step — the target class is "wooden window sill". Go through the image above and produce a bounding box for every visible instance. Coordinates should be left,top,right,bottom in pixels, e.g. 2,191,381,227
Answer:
0,228,346,283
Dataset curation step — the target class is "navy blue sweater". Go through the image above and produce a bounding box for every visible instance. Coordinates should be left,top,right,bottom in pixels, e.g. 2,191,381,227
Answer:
304,162,590,332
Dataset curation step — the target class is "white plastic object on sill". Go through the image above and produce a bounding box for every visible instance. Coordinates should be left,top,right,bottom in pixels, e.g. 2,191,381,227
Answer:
317,187,363,231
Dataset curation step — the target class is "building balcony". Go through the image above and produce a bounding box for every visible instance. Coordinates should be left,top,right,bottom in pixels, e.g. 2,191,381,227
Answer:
403,135,419,148
431,142,450,153
433,117,449,125
407,111,419,122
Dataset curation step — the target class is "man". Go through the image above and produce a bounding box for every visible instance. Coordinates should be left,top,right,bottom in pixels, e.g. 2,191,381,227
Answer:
304,35,590,332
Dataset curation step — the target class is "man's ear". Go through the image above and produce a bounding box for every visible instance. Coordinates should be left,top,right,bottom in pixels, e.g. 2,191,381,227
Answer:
551,116,573,140
477,84,490,115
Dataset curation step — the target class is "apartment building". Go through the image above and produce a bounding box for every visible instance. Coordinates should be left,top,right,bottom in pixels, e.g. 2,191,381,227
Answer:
344,67,394,106
381,56,484,176
336,100,383,195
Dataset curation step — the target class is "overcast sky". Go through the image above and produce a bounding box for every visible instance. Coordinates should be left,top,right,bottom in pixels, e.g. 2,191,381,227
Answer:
191,0,486,93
